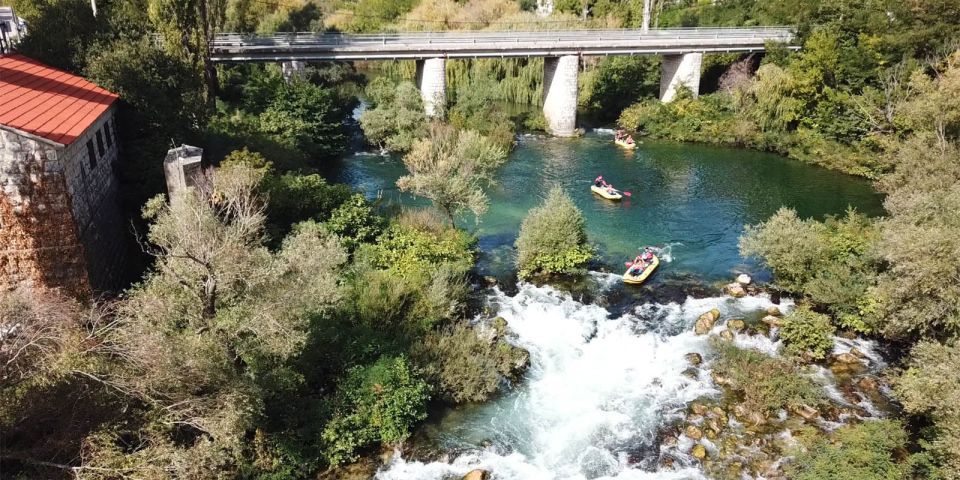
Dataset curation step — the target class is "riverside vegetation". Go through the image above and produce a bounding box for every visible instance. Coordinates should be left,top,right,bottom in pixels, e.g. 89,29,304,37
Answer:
4,0,960,479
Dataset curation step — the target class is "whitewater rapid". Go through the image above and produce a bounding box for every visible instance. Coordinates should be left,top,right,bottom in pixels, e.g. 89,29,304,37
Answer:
378,282,794,480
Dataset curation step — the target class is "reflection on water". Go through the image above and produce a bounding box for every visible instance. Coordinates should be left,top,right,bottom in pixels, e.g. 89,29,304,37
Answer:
323,134,883,282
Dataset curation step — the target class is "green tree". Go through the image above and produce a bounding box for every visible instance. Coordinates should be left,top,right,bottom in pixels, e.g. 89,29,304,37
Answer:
515,186,594,279
259,80,350,161
397,125,508,225
780,308,836,361
360,78,428,152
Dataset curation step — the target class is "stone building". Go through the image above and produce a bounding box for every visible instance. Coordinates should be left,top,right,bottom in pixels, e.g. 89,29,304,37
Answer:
0,54,126,297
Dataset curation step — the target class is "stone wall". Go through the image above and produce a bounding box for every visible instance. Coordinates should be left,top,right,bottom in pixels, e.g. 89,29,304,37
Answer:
0,107,127,296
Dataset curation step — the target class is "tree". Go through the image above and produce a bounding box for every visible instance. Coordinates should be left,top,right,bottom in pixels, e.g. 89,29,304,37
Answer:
397,125,507,225
360,78,428,152
259,80,351,161
788,420,911,480
148,0,227,99
515,186,594,279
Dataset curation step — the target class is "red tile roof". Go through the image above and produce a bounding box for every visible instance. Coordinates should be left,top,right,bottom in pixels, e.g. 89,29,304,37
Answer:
0,54,118,146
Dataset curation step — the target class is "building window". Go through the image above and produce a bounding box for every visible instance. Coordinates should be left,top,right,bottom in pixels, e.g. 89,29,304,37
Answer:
104,122,113,147
96,130,105,157
86,139,97,169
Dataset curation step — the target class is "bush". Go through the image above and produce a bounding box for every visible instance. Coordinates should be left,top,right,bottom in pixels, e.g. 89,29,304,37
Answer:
258,80,350,161
712,341,823,414
740,207,881,332
321,356,430,466
324,194,386,252
788,420,911,480
360,78,427,152
411,322,528,404
364,218,475,277
515,186,593,279
780,307,836,360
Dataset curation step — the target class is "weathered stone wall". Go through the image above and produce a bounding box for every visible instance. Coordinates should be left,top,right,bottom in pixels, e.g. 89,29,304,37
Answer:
0,106,126,296
0,129,90,297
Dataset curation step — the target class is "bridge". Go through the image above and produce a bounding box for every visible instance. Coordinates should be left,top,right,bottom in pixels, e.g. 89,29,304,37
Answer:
209,27,795,136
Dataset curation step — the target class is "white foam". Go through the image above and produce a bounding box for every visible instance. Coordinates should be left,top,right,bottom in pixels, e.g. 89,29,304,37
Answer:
378,285,794,479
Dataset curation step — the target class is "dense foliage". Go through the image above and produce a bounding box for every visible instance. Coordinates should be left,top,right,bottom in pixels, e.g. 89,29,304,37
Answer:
515,186,594,279
360,78,428,152
788,420,911,480
779,308,836,361
711,342,823,414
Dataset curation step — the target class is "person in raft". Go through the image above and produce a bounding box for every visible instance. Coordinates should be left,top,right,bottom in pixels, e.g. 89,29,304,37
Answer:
595,175,604,187
624,134,636,146
615,130,624,141
630,248,655,275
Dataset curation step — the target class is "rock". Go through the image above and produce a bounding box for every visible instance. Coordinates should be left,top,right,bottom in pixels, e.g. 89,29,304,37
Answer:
685,352,703,366
765,306,781,317
857,376,879,392
792,404,819,421
711,371,733,387
720,329,735,341
482,276,498,287
850,347,867,359
685,425,704,440
707,417,724,434
662,434,678,446
691,443,707,460
462,470,490,480
832,352,861,365
727,319,746,331
761,315,784,327
725,282,747,298
705,429,718,440
736,273,752,285
491,317,508,337
691,402,709,415
695,309,721,335
711,406,726,419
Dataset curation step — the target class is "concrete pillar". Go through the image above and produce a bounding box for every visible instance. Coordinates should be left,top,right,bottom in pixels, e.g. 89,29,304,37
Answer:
163,145,205,202
281,60,306,82
415,57,446,118
660,53,703,102
542,55,579,137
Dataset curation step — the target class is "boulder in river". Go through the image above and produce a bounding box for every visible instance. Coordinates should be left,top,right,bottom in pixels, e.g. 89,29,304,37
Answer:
725,282,747,298
736,274,752,285
761,315,784,327
685,425,704,440
462,469,490,480
727,319,746,331
685,352,703,366
691,402,708,415
691,443,707,460
719,329,735,341
792,404,820,421
695,309,721,335
765,306,781,317
857,376,880,392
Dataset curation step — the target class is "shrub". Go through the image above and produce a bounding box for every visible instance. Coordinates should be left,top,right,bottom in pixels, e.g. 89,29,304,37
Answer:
324,194,386,252
780,308,836,361
321,356,430,466
411,322,528,404
258,80,350,160
364,220,475,277
360,78,427,152
788,420,911,480
515,186,593,279
712,341,823,414
740,207,881,332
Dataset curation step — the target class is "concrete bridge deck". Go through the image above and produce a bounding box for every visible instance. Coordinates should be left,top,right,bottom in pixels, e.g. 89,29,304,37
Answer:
209,27,795,62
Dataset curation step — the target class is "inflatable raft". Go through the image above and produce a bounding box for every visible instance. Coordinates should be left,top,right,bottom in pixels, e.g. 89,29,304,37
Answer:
591,185,623,200
623,255,659,285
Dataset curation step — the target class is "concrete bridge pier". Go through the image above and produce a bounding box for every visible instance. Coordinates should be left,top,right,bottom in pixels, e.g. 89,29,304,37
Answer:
543,55,579,137
415,57,446,118
281,60,306,82
659,53,703,102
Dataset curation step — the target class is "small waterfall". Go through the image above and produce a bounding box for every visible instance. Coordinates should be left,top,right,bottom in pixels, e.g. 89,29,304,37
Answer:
378,283,790,479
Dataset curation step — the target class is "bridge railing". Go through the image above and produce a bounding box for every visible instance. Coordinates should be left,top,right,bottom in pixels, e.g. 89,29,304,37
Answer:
210,27,795,48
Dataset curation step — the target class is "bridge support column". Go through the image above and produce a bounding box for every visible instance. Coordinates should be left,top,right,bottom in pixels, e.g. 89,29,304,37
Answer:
659,53,702,102
281,60,306,82
543,55,579,137
415,58,446,118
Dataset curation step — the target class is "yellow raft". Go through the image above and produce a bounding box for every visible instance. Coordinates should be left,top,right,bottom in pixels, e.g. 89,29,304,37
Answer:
591,185,623,200
615,139,637,149
623,255,659,285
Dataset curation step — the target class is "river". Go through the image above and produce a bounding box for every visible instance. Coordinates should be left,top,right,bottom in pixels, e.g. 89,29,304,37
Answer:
323,132,887,479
